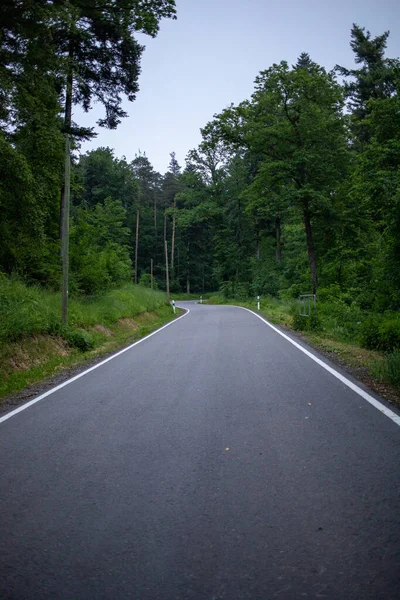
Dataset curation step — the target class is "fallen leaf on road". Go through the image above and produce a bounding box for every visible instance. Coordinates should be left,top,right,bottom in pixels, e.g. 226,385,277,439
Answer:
225,447,230,451
308,402,312,406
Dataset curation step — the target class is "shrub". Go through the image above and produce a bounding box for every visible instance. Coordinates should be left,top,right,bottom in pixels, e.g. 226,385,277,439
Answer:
64,328,94,352
47,320,94,352
292,307,321,332
360,314,400,352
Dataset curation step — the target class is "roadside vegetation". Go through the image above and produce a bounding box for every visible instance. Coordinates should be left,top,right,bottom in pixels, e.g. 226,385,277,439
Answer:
0,278,175,400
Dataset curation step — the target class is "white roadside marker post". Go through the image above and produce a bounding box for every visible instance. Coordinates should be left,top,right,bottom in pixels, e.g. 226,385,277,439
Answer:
257,295,260,311
171,299,176,314
200,296,203,304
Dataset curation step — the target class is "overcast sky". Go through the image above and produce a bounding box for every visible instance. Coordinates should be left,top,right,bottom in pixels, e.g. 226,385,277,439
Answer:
76,0,400,174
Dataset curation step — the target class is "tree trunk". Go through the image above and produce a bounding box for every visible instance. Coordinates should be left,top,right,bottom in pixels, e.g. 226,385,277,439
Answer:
134,209,139,284
163,212,167,244
154,197,157,237
61,43,73,325
171,200,176,271
275,215,282,262
165,240,170,300
303,207,318,294
255,222,260,259
186,240,190,294
150,258,153,290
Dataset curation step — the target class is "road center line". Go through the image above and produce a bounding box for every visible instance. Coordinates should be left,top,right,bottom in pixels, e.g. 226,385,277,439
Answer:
0,309,190,426
238,306,400,428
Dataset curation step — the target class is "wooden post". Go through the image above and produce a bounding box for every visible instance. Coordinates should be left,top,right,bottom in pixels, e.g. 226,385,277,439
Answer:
171,200,176,271
61,133,71,325
150,258,153,290
134,209,139,284
154,197,157,237
61,49,73,325
165,240,170,301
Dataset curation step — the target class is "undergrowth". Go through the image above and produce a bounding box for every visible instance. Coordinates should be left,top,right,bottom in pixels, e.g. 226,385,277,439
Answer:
0,275,168,347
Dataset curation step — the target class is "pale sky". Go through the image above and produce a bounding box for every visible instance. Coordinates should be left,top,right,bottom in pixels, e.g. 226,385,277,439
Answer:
76,0,400,174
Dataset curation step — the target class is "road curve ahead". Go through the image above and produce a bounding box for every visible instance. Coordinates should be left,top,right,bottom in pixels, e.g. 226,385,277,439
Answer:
1,303,400,599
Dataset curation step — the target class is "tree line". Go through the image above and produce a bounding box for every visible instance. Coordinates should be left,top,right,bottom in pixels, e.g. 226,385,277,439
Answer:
1,17,400,314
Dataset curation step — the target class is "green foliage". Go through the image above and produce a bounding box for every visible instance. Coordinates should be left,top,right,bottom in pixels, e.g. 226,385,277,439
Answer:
138,273,158,289
292,308,321,332
0,275,167,343
375,351,400,388
70,198,132,294
360,315,400,352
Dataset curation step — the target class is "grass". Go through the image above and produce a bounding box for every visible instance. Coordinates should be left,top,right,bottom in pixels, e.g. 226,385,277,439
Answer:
0,276,168,342
0,277,179,400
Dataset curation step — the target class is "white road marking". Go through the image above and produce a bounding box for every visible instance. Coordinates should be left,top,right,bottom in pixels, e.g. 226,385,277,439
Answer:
0,309,190,425
239,306,400,428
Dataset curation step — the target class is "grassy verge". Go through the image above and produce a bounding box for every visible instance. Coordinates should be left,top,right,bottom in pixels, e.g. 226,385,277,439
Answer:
0,278,179,400
206,294,400,402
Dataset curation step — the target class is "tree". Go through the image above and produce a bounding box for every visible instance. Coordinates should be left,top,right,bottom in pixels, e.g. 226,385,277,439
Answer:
336,24,398,144
162,152,182,273
245,57,349,293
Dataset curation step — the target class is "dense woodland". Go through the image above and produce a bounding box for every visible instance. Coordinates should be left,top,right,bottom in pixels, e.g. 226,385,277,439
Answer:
1,6,400,327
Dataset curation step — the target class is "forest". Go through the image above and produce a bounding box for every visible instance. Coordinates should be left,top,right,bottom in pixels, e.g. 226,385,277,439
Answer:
0,2,400,390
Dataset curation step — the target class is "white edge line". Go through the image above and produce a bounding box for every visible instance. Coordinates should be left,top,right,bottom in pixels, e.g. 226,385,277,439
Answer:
0,308,190,425
237,306,400,428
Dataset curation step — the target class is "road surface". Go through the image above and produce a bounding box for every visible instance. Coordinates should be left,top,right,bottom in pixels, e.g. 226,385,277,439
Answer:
1,302,400,599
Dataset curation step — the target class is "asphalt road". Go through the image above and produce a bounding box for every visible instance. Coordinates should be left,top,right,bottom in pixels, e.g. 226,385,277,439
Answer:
1,303,400,599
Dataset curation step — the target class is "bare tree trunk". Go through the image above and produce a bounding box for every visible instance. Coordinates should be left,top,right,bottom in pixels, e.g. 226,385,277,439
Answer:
61,44,73,325
134,209,139,284
154,197,157,237
163,212,167,244
171,200,176,271
186,241,190,294
303,207,318,294
275,215,282,262
165,240,170,301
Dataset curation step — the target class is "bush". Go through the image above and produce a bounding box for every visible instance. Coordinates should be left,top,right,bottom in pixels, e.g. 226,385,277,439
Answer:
292,307,321,332
47,320,94,352
64,328,94,352
139,273,158,290
360,314,400,352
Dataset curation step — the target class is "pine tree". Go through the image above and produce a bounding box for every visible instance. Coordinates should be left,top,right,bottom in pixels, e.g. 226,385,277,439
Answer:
336,24,397,143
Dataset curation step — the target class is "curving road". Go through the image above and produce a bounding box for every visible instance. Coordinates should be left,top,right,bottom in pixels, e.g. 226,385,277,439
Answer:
1,302,400,599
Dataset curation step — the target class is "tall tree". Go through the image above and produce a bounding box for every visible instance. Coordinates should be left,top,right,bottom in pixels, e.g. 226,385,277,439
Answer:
246,57,348,293
336,24,398,144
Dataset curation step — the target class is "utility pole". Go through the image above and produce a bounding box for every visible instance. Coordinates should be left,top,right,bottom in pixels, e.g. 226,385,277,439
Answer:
171,199,176,272
61,134,71,325
165,240,170,301
61,49,73,326
150,258,153,290
134,209,139,284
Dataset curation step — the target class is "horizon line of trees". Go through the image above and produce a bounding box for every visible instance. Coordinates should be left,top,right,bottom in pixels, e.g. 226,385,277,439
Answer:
1,19,400,314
